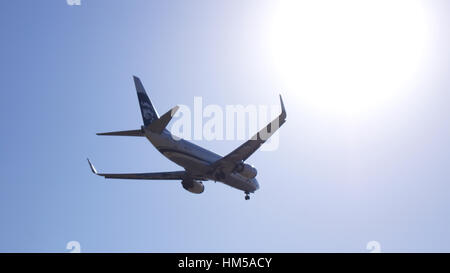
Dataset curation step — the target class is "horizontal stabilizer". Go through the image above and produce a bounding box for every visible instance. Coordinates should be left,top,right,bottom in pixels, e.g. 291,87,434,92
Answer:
96,129,144,137
147,106,179,134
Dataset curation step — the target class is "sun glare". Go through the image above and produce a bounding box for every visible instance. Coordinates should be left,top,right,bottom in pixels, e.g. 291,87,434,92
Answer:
269,0,430,115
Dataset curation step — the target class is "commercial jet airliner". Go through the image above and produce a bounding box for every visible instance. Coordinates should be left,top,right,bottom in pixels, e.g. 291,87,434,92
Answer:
88,76,286,200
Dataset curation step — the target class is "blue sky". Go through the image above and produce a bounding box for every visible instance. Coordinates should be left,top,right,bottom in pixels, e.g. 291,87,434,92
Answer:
1,0,450,252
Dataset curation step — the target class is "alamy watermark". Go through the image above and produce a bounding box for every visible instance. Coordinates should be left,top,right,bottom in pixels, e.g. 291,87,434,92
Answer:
66,0,81,6
66,241,81,253
366,241,382,253
167,97,283,151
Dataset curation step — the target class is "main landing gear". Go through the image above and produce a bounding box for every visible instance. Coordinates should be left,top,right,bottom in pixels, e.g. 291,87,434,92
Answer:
245,192,250,200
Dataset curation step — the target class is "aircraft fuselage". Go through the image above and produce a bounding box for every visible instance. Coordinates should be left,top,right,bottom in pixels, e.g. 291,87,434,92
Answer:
145,128,260,193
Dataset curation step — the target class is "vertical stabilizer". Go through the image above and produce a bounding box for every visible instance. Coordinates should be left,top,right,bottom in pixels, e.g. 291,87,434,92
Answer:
133,76,159,126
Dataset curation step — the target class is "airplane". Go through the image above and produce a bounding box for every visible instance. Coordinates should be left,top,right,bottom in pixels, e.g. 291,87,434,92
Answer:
87,76,286,200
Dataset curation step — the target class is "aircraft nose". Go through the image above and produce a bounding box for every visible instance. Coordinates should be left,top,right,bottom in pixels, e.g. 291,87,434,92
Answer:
252,178,260,191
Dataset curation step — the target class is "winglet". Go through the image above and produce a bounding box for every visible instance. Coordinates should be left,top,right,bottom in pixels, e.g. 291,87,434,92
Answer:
279,94,286,120
87,158,98,175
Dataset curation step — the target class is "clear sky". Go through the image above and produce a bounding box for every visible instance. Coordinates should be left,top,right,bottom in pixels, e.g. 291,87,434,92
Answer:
1,0,450,252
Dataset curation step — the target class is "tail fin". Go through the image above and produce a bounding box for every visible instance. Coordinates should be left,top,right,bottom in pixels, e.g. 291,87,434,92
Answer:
133,76,159,126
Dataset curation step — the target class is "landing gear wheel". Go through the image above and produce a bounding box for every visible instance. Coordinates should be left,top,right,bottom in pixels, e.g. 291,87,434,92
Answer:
245,192,250,200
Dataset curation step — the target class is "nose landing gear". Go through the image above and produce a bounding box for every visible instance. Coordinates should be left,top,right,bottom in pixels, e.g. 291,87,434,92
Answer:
245,192,250,200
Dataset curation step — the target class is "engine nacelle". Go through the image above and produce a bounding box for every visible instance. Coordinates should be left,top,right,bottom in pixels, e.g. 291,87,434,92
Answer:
235,163,257,178
181,178,204,194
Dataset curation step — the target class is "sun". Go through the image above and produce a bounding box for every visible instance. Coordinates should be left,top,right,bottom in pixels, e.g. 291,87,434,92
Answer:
269,0,430,115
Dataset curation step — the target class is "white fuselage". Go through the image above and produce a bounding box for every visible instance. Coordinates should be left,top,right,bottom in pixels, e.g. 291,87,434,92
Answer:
144,128,259,193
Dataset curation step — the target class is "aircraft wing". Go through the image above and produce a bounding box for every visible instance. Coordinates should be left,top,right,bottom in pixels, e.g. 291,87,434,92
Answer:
210,95,287,172
87,159,205,180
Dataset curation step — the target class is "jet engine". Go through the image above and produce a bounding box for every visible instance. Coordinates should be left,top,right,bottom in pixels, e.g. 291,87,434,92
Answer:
181,178,204,194
235,163,257,178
